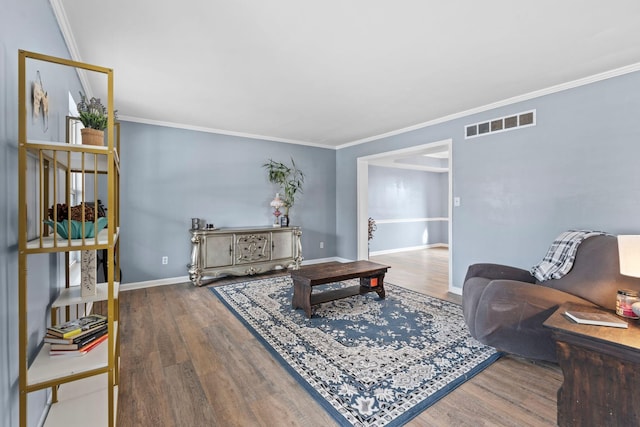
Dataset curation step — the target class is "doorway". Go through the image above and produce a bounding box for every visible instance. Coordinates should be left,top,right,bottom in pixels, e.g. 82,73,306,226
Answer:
356,139,455,294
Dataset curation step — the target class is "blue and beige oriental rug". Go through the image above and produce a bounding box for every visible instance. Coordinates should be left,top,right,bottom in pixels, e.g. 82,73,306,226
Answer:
210,276,500,426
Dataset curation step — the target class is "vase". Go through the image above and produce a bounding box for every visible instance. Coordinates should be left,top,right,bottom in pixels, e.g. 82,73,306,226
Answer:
81,128,104,146
81,250,97,296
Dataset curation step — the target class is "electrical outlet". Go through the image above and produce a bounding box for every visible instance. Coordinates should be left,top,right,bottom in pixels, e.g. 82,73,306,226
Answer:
162,256,168,265
320,241,324,249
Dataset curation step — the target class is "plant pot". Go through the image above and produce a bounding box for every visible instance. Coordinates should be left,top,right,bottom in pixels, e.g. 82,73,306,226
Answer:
81,128,104,146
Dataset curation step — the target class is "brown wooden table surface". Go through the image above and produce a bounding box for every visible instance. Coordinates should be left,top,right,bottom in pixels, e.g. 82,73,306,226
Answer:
290,260,390,285
544,302,640,351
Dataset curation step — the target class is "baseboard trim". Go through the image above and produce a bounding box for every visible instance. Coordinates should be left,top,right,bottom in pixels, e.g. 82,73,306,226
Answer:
448,286,463,296
120,275,191,292
119,257,352,291
302,256,351,265
118,254,465,300
369,243,448,256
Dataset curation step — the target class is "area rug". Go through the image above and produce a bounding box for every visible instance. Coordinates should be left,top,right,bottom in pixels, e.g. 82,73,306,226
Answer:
210,276,501,426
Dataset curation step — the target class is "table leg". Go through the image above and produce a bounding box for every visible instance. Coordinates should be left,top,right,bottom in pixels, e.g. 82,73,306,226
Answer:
292,279,312,318
360,274,386,298
376,274,386,298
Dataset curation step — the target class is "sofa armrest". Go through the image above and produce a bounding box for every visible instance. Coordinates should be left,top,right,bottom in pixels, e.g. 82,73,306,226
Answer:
464,263,535,284
473,279,596,362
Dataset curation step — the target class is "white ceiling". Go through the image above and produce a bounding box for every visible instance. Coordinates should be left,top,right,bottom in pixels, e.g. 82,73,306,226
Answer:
54,0,640,149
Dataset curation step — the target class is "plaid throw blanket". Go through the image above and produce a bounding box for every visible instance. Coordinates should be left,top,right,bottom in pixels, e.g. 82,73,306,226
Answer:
530,230,609,282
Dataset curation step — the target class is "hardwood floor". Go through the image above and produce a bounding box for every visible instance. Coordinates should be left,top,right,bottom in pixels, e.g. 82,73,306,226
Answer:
117,249,562,426
370,247,459,304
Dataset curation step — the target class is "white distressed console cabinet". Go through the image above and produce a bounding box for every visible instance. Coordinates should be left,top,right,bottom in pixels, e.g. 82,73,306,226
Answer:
188,226,302,286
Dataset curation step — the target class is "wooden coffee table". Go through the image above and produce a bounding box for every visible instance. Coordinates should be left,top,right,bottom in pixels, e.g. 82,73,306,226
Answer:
290,261,390,318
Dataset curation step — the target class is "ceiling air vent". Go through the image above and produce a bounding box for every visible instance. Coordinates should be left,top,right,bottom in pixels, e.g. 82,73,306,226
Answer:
465,110,536,139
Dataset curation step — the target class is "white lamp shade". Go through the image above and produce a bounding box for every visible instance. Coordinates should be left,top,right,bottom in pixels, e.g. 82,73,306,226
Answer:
617,235,640,278
270,193,284,209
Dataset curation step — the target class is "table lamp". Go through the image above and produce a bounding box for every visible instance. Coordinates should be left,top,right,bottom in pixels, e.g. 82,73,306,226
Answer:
617,235,640,317
270,193,284,227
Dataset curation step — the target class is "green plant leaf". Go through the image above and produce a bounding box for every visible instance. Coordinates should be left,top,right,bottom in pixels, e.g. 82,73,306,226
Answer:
263,157,305,209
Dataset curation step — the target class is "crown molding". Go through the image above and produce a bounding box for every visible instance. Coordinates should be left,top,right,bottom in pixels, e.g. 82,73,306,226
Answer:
48,2,640,151
337,62,640,150
367,158,448,173
118,115,337,149
49,0,94,98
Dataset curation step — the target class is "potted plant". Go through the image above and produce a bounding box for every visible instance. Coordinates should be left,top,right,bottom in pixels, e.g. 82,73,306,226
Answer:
368,217,377,257
263,157,304,226
76,92,116,146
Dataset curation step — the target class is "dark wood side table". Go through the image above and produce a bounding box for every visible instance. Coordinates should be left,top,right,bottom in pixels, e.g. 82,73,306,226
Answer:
543,302,640,427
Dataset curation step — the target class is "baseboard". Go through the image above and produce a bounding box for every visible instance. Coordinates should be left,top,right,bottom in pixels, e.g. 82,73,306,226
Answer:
448,286,463,296
118,254,464,302
302,256,351,265
369,243,448,256
119,258,352,291
119,275,191,292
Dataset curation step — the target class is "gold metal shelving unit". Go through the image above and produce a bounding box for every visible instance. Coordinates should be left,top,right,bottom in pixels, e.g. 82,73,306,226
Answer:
18,50,120,427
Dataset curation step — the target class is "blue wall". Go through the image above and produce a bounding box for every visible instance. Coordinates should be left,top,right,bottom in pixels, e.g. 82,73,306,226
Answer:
4,1,640,425
1,1,86,426
337,70,640,289
119,122,337,283
367,165,448,252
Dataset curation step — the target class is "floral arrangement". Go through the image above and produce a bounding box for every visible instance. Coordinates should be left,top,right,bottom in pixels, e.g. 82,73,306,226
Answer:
77,92,117,130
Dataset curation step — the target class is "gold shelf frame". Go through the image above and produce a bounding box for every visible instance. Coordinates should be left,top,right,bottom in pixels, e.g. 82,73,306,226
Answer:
17,50,119,427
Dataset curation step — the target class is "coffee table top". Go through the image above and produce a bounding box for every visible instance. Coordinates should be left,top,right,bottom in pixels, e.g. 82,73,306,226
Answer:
290,260,390,285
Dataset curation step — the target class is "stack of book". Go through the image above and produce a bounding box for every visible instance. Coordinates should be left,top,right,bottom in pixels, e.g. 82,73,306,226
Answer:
45,314,109,356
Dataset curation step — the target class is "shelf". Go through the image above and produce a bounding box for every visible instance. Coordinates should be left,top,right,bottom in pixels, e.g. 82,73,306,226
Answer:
25,140,119,173
26,227,120,251
27,322,118,388
18,49,120,427
52,282,120,308
44,374,118,427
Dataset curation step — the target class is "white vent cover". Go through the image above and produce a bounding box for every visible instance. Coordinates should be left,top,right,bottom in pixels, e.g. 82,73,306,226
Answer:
465,110,536,139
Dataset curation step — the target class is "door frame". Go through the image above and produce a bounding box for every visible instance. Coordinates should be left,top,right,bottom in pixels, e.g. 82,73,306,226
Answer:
356,138,456,293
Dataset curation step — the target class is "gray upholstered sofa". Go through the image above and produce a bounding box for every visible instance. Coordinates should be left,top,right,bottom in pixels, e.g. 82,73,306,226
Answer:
462,235,640,363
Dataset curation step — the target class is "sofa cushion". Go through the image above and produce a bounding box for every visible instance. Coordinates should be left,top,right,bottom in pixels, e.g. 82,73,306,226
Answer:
544,235,640,310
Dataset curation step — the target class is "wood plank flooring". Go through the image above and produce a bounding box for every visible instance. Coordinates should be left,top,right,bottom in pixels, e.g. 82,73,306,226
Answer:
371,247,459,304
116,249,562,426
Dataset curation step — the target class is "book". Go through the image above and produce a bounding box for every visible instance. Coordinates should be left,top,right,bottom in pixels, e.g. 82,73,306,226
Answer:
44,323,108,345
564,310,628,328
49,326,108,350
47,314,107,339
49,333,108,356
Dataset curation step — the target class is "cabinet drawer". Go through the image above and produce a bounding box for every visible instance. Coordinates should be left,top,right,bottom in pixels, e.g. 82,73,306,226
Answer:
235,233,270,264
204,235,234,268
272,231,293,260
